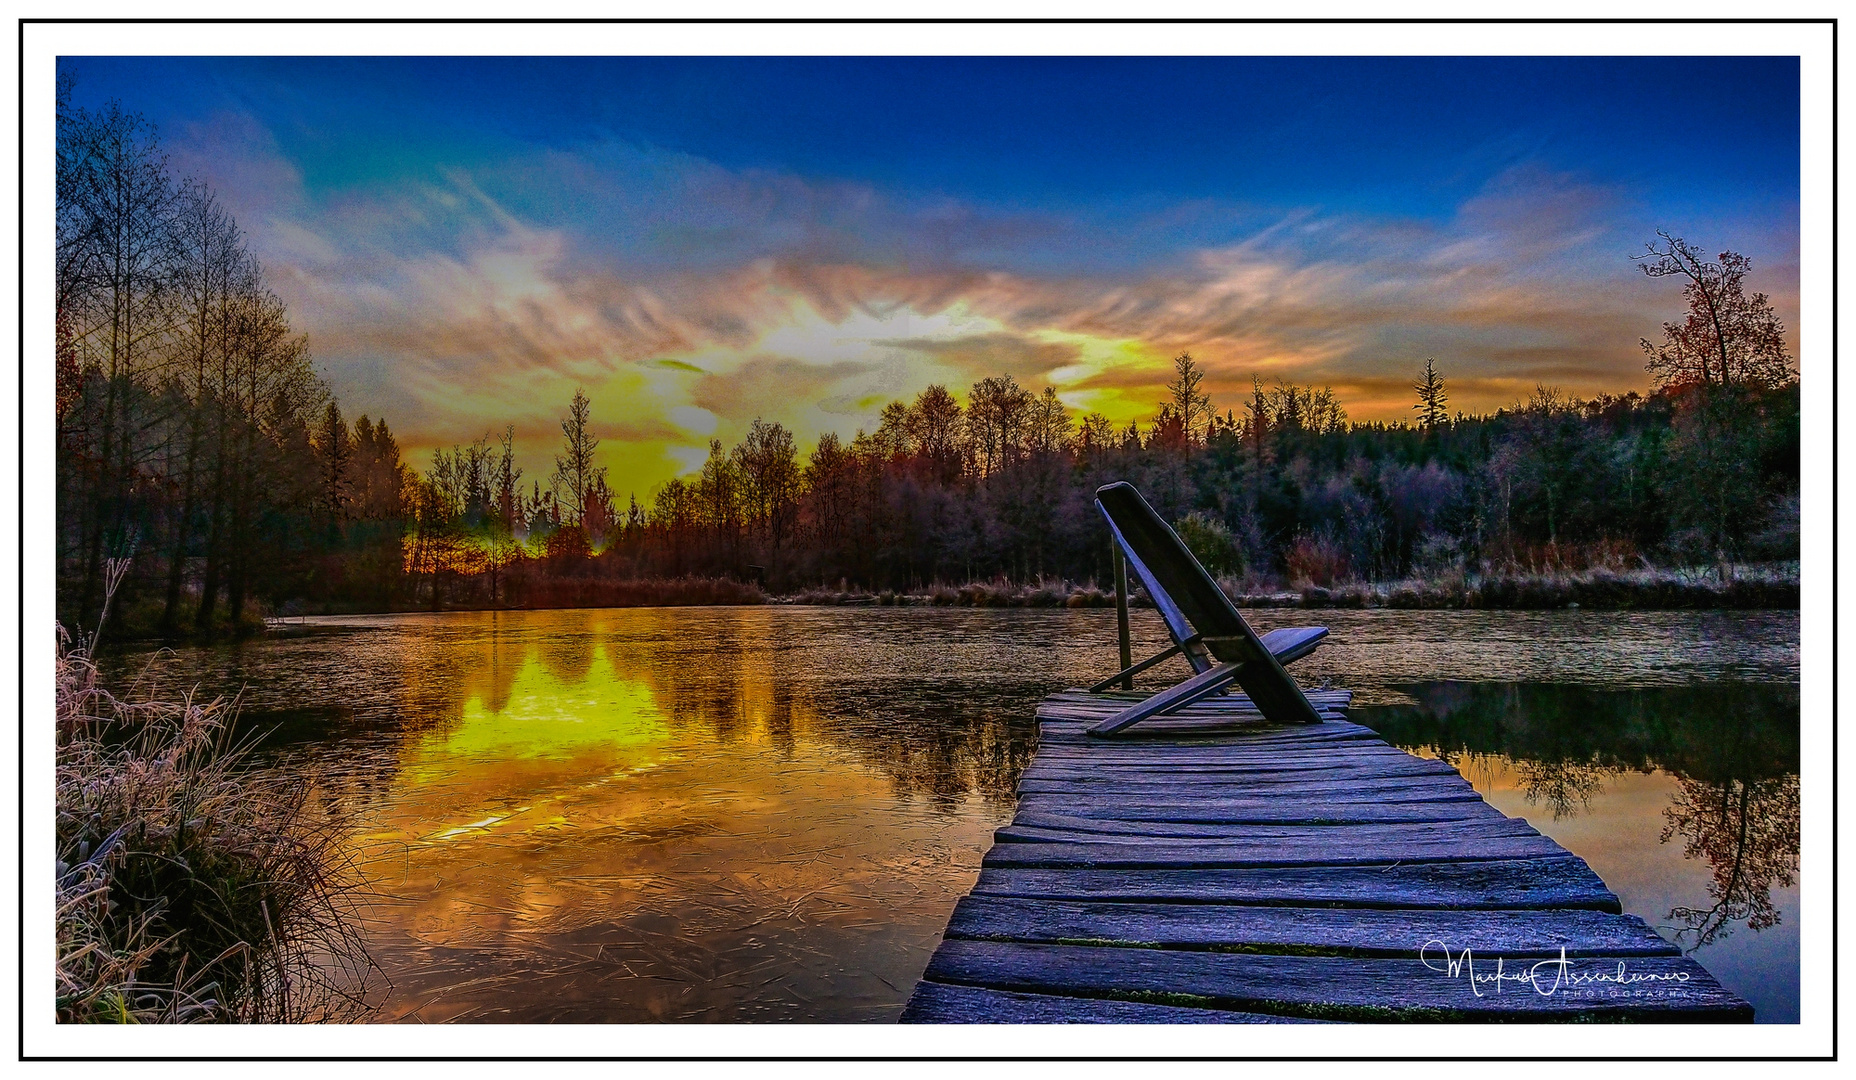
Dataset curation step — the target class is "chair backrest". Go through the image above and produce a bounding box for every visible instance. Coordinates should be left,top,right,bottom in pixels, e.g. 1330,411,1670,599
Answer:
1095,481,1321,724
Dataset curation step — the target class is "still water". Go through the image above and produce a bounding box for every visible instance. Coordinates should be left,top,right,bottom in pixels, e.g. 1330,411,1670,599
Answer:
108,607,1801,1024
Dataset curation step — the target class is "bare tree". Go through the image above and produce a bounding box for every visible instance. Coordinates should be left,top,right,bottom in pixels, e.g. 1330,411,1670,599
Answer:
697,437,743,569
58,97,185,626
550,388,605,525
965,374,1033,476
733,419,802,578
903,385,964,483
1027,386,1073,457
494,425,523,533
157,182,245,634
1166,351,1213,446
196,276,319,631
1634,232,1795,391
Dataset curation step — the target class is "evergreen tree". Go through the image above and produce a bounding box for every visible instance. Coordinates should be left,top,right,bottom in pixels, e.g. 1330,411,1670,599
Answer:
1413,358,1449,430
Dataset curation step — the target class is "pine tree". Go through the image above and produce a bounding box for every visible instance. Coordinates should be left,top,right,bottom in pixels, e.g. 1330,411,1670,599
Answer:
1413,358,1449,430
315,401,352,522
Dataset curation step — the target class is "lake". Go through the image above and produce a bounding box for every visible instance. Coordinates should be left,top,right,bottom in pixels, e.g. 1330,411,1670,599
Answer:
105,606,1802,1024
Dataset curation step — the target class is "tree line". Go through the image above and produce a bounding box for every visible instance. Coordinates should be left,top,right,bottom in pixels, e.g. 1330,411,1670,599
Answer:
407,273,1795,610
56,87,1799,635
56,85,413,638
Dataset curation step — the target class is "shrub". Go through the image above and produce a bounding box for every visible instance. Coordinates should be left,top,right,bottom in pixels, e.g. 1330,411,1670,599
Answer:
1174,513,1243,578
1285,534,1351,587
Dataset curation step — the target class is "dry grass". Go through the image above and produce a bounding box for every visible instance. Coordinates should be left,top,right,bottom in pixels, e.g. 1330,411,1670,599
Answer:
1281,563,1798,611
507,574,767,609
55,627,376,1023
776,563,1795,612
784,578,1118,608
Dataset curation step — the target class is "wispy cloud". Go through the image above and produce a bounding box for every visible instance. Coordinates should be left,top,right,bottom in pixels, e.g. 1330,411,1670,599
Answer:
170,111,1798,496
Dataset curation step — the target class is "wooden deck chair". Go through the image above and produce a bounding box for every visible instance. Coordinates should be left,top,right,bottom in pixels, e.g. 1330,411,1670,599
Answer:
1089,481,1327,735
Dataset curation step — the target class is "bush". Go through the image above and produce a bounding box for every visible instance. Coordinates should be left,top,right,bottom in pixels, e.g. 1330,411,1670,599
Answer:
1285,534,1351,587
1174,513,1243,578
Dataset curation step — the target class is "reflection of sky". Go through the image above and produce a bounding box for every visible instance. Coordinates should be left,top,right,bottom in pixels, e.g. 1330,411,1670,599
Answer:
424,650,668,764
386,649,671,842
335,613,1016,1023
59,56,1800,501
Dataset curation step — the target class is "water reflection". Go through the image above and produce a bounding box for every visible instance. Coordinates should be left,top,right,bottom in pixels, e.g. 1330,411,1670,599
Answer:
1353,681,1800,1021
110,609,1049,1022
1661,774,1800,950
101,609,1799,1024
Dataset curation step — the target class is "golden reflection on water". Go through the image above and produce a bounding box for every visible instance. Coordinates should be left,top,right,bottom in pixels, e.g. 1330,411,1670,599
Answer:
325,610,1018,1023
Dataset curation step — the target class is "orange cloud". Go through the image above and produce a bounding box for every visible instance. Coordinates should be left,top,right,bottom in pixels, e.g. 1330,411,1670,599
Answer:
182,122,1793,497
690,356,874,422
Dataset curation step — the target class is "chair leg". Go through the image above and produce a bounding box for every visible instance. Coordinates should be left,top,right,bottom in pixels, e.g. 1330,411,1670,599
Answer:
1087,662,1241,736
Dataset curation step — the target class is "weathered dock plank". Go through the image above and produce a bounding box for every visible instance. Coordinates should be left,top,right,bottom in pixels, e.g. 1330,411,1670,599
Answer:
1020,758,1462,782
942,896,1682,957
1002,805,1507,831
1030,743,1423,762
971,859,1623,911
901,688,1752,1024
995,815,1540,844
1043,690,1359,713
1016,790,1489,816
900,982,1333,1024
1014,774,1478,798
1041,713,1362,725
922,940,1751,1023
1034,721,1363,741
981,834,1572,870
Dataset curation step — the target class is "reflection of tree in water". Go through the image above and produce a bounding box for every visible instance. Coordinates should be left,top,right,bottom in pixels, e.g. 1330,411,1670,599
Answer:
807,687,1037,810
1369,682,1649,817
1513,756,1614,820
1358,680,1800,947
1660,773,1800,950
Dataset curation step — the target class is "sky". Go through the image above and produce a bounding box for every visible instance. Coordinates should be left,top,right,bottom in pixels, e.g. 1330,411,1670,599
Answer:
59,55,1801,499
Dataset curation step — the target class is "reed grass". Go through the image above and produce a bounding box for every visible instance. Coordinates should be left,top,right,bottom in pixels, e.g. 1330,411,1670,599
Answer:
776,562,1796,611
1278,563,1798,611
54,627,376,1023
783,577,1118,608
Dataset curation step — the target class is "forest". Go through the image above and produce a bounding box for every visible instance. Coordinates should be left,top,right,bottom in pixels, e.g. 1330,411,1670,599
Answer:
56,89,1801,640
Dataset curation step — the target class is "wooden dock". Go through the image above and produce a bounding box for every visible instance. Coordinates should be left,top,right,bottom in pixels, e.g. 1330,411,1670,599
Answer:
901,688,1754,1024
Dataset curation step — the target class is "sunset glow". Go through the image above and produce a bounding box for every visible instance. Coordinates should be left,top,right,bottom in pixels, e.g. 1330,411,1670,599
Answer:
59,55,1801,502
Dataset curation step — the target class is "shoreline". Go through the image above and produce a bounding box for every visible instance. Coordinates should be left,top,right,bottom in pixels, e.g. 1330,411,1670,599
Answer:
86,565,1799,645
232,567,1797,631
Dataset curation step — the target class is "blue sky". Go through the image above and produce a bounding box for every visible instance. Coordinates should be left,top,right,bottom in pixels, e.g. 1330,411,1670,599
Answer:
59,54,1801,493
